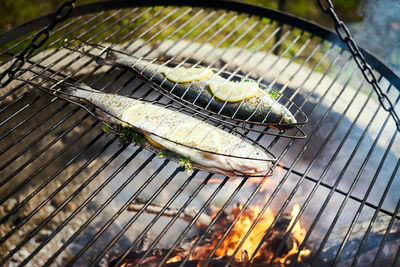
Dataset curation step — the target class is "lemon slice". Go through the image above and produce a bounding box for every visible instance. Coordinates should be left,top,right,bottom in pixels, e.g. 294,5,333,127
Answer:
208,80,259,102
121,103,171,126
164,67,213,83
169,121,222,152
144,135,165,149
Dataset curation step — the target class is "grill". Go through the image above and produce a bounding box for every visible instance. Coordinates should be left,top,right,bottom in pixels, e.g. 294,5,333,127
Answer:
1,0,400,266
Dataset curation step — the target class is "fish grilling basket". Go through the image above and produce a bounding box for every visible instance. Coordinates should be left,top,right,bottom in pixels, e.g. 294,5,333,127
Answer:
1,0,400,266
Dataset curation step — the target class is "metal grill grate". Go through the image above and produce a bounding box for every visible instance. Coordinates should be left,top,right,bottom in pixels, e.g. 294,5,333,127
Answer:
0,1,400,266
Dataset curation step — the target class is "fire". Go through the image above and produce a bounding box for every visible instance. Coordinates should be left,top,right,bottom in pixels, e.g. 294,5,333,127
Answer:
115,196,311,266
278,204,311,265
166,203,311,266
165,255,182,264
215,204,274,260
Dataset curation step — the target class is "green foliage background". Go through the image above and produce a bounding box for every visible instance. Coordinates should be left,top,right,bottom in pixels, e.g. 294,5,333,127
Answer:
0,0,361,33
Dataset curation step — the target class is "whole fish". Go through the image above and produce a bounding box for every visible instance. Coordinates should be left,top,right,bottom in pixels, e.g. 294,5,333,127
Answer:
102,50,297,128
63,85,273,177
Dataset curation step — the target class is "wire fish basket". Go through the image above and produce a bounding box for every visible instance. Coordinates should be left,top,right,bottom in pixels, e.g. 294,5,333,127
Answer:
70,40,308,139
20,68,276,178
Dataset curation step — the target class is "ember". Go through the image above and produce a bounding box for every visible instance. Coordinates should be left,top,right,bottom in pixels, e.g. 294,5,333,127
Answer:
114,201,311,266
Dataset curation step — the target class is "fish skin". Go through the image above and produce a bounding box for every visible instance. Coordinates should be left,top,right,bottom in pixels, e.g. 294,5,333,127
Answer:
64,86,273,177
105,51,297,128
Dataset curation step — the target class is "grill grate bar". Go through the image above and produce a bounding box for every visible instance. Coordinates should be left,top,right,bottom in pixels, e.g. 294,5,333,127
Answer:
225,47,348,264
145,177,248,267
284,166,400,221
71,159,172,267
0,125,104,226
0,10,115,141
20,66,158,264
391,235,400,266
331,101,400,265
342,125,399,265
351,142,400,263
0,7,149,179
159,174,230,267
0,10,109,106
270,75,369,263
309,83,397,265
371,160,400,265
0,107,90,190
234,54,354,265
290,83,392,264
200,176,269,266
120,171,200,267
271,70,378,262
149,173,214,265
0,119,103,265
17,142,143,267
0,7,170,264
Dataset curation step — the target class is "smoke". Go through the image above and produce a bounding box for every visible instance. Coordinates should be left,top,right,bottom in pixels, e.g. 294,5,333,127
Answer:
350,0,400,75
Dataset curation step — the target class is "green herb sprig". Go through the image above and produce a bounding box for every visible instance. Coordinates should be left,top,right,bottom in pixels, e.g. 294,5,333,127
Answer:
159,151,193,174
101,123,144,146
268,90,280,100
102,123,193,174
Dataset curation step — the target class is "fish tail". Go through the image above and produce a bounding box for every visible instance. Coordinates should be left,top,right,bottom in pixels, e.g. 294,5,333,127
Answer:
105,50,151,74
41,82,100,105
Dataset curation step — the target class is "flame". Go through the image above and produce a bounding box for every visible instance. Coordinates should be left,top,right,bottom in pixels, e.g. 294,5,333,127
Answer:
117,196,311,266
279,204,311,265
168,203,311,265
212,204,270,260
122,203,311,266
166,255,182,264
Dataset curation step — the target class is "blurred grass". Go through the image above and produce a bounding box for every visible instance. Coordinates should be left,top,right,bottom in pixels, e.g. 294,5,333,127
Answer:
0,0,362,33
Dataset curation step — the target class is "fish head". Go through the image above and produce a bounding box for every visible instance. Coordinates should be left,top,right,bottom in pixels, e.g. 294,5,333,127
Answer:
226,148,273,176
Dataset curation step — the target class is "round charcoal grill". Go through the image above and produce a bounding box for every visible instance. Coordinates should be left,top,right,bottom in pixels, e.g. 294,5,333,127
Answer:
1,1,400,266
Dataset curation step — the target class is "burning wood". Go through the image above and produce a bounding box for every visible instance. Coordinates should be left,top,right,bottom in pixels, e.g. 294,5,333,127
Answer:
127,198,212,227
114,203,311,266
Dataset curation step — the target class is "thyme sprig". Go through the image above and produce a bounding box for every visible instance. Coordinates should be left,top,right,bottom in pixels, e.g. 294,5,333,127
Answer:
268,90,280,100
102,123,193,174
159,151,193,174
102,123,143,146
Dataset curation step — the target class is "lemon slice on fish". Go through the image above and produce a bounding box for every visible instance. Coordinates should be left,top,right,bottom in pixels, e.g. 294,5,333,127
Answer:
144,135,165,149
208,80,259,102
121,103,156,126
169,121,222,152
122,103,170,149
164,67,213,83
121,103,174,126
